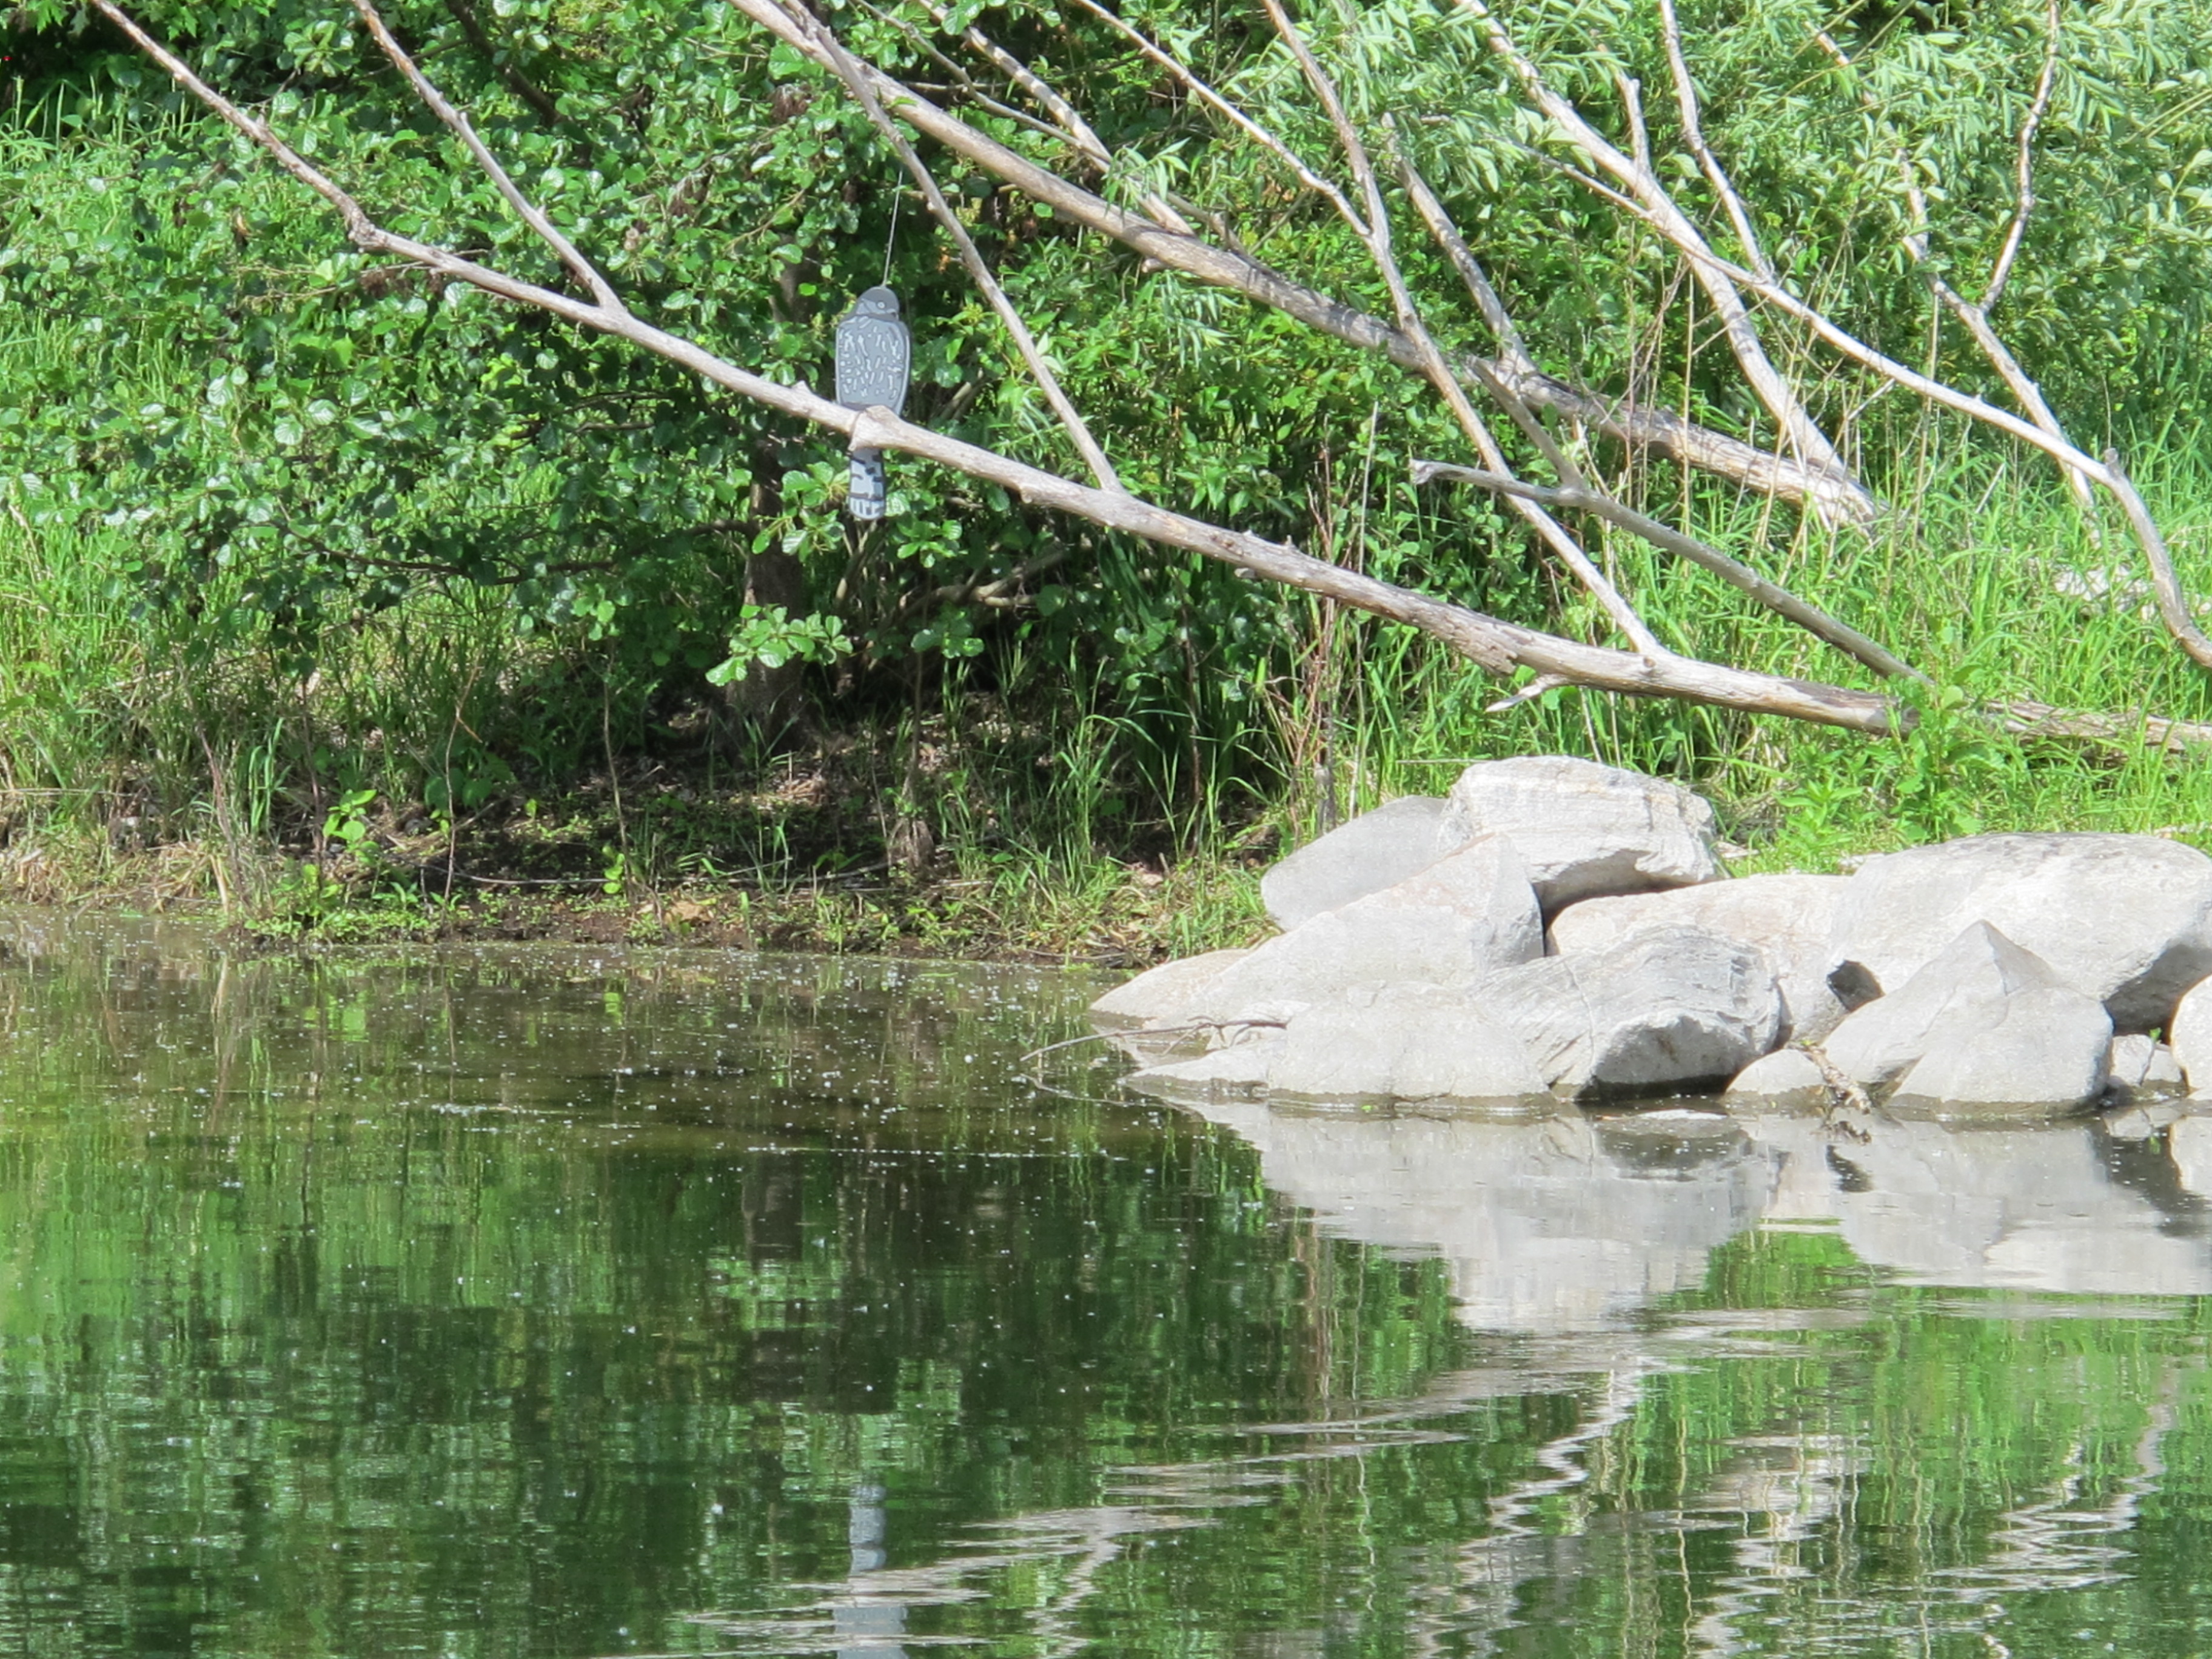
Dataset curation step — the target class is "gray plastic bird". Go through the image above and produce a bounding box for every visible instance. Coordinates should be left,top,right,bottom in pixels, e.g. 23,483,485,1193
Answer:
834,286,912,521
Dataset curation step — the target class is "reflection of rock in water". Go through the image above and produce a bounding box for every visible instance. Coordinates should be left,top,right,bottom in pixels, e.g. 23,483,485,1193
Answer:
1165,1098,1774,1331
1743,1112,2212,1295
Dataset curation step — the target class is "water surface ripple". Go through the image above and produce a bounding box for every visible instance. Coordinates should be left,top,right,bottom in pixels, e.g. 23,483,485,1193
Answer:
2,913,2209,1657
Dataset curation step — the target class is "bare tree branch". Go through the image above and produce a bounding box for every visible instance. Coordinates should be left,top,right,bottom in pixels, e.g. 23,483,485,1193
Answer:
1062,0,1366,230
1389,133,1923,680
1450,0,1862,509
1261,0,1662,651
1656,0,1774,284
1983,0,2062,311
1809,24,2094,512
348,0,621,311
1543,134,2212,671
1410,460,1918,680
907,0,1196,233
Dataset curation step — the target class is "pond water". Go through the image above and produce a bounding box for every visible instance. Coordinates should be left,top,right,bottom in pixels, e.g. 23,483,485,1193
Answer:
4,913,2212,1657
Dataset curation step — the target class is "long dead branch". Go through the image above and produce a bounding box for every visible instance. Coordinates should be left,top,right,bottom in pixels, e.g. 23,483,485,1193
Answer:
89,0,1915,740
1411,461,1915,680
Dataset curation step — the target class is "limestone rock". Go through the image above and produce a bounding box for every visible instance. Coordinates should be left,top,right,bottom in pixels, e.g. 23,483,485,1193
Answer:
1886,985,2112,1119
1259,796,1449,931
1125,1039,1277,1097
1478,923,1783,1096
2169,974,2212,1093
1550,873,1851,1042
1723,1047,1829,1109
1268,987,1549,1103
1089,948,1252,1027
1823,921,2073,1090
1826,833,2212,1030
1437,756,1723,911
1192,834,1541,1026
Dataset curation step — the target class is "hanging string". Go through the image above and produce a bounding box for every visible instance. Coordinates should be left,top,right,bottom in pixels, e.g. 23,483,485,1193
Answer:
880,186,902,287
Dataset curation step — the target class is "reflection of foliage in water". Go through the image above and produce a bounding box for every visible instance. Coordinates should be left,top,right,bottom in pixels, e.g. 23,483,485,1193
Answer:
0,917,2210,1655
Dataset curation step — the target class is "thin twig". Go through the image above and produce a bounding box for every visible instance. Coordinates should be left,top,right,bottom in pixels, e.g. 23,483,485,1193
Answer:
349,0,622,310
1983,0,2062,311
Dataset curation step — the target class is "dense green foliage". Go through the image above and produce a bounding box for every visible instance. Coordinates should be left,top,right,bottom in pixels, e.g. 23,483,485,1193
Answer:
2,0,2211,918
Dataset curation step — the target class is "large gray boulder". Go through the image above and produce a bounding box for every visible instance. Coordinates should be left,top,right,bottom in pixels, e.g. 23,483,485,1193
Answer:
1438,756,1723,912
1886,986,2111,1119
1819,921,2111,1117
1191,834,1542,1025
1259,796,1449,931
1550,873,1851,1042
1822,921,2054,1088
1826,833,2212,1030
1267,987,1549,1103
1477,923,1783,1096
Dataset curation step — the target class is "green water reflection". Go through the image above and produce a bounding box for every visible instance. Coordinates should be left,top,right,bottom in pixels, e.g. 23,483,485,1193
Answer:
4,913,2212,1656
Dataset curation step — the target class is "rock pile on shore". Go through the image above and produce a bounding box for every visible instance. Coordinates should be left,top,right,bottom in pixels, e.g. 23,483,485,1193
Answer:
1093,756,2212,1121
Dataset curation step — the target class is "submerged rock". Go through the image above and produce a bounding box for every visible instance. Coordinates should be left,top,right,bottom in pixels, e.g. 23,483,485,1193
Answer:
1437,756,1723,912
1259,796,1449,931
1826,833,2212,1030
1267,987,1548,1103
1550,872,1851,1042
1125,1039,1278,1096
1190,833,1542,1026
1723,1047,1829,1109
1478,923,1783,1096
